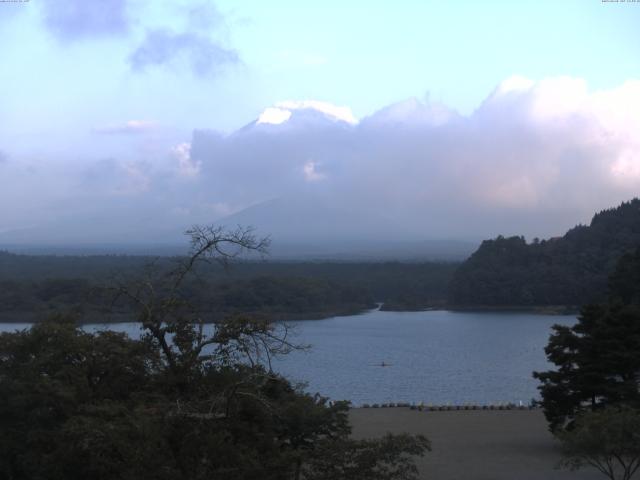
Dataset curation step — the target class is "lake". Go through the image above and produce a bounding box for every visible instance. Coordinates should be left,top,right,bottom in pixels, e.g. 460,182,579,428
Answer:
0,309,575,406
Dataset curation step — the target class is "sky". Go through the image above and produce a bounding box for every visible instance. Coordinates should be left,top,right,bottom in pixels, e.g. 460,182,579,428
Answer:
1,0,640,250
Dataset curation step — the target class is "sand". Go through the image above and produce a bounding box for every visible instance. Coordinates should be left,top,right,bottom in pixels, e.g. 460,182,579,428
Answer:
349,408,603,480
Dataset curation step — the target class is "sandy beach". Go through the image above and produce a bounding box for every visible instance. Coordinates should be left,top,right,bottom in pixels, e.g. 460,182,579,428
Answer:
349,408,603,480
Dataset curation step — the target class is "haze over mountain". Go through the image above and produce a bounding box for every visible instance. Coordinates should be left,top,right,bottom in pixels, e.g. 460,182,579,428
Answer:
3,76,640,257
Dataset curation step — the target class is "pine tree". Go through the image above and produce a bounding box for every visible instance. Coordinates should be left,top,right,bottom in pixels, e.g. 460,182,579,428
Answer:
534,248,640,431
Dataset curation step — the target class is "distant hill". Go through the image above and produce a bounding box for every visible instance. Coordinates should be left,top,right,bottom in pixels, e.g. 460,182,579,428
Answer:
216,196,477,261
449,198,640,307
0,251,457,322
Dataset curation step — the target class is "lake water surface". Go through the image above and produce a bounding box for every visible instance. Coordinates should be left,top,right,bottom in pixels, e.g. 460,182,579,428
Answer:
0,309,575,406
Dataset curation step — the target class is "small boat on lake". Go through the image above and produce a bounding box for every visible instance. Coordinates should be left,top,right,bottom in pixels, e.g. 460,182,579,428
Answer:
374,361,392,367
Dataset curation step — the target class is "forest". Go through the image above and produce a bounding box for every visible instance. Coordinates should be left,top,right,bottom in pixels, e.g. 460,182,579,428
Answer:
450,199,640,308
0,251,456,322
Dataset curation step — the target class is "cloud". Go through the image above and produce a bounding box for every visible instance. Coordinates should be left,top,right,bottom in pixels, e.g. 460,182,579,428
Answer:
92,120,158,135
186,2,225,32
129,29,238,77
302,161,326,182
171,142,201,177
182,77,640,239
3,76,640,246
40,0,129,41
81,158,152,196
0,151,7,164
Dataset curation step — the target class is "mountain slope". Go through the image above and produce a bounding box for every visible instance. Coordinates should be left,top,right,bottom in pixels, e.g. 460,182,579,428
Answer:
449,198,640,307
236,100,358,134
216,194,478,260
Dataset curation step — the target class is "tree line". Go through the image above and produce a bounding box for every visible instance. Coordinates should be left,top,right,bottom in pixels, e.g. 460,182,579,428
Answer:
0,251,456,322
450,198,640,307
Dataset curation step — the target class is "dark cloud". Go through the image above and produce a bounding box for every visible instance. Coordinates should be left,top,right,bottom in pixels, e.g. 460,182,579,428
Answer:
129,29,238,77
41,0,129,41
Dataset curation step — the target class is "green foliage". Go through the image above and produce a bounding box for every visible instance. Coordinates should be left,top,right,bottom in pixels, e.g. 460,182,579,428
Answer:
533,247,640,431
303,434,431,480
558,407,640,480
451,198,640,306
0,315,429,480
183,275,376,320
0,318,158,480
0,226,430,480
0,252,456,321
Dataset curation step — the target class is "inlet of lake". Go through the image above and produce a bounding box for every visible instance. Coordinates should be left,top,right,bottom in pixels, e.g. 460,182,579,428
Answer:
0,309,576,406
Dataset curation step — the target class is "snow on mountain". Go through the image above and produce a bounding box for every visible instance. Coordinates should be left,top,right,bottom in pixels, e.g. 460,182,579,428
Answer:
237,97,459,137
257,100,358,125
238,100,358,134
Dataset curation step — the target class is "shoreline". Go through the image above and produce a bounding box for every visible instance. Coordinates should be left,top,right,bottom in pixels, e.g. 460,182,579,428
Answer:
379,303,578,316
443,304,579,315
353,402,537,410
0,305,375,325
0,303,578,324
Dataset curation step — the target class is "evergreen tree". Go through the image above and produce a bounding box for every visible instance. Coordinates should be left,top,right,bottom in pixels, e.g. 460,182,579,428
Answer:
534,247,640,431
451,198,640,307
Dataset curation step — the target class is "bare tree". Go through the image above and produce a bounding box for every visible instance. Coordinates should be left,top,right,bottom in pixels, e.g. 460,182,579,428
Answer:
111,225,301,373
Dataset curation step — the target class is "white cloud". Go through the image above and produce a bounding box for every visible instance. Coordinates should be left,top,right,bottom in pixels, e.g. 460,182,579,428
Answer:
171,142,200,177
303,161,326,182
495,75,535,95
93,120,158,135
4,76,640,245
187,77,640,238
529,76,589,120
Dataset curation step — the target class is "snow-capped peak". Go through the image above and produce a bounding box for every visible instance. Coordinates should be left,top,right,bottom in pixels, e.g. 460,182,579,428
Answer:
257,107,292,125
257,100,358,126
